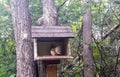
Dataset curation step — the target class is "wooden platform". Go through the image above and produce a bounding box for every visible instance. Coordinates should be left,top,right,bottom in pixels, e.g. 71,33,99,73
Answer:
34,56,73,60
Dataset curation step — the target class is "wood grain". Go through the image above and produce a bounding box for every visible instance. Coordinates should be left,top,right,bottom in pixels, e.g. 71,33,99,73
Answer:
31,26,74,38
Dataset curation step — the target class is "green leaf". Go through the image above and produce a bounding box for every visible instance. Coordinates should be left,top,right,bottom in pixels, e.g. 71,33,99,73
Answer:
9,74,15,77
75,73,80,77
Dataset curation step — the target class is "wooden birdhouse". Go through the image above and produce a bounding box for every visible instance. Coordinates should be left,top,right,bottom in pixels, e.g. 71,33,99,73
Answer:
32,26,74,61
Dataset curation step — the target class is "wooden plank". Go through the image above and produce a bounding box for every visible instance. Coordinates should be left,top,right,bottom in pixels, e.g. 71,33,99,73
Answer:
32,27,73,33
37,38,64,42
34,56,73,60
32,32,74,38
32,29,72,33
32,27,71,30
31,26,74,38
43,60,60,64
46,64,57,77
33,38,38,60
32,26,71,29
32,32,74,34
65,39,71,56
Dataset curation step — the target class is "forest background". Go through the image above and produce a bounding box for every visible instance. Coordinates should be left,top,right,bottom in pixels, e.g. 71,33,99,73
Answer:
0,0,120,77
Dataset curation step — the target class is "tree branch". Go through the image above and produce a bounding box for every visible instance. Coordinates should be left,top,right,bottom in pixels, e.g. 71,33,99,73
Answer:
102,23,120,40
114,47,120,76
57,0,69,12
110,5,120,22
92,34,110,69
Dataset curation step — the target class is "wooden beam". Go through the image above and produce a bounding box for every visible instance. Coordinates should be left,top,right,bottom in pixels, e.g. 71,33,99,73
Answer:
33,38,37,60
34,56,73,61
31,26,74,38
45,64,57,77
43,60,60,64
65,39,71,56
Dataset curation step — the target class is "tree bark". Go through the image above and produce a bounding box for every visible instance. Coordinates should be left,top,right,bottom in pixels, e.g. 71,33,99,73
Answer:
37,0,58,77
11,0,36,77
82,0,94,77
37,0,57,26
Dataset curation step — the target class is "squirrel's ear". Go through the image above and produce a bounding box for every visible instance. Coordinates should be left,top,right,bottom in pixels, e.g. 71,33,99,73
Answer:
50,49,55,56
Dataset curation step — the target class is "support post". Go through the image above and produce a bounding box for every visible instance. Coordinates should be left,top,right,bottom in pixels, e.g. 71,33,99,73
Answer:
33,38,37,60
45,64,57,77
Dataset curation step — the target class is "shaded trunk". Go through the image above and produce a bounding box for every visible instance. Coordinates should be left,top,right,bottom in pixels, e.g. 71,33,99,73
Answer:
37,0,57,26
37,0,58,77
11,0,36,77
82,0,94,77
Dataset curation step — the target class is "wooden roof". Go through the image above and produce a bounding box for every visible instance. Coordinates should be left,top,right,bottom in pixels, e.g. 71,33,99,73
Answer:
31,26,74,38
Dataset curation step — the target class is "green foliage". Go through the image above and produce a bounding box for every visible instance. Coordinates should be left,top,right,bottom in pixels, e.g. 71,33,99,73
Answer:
29,0,42,25
56,0,85,24
0,0,15,76
0,0,120,77
71,21,82,32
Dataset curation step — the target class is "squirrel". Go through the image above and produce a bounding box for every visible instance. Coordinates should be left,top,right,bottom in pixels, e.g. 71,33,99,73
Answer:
50,46,62,56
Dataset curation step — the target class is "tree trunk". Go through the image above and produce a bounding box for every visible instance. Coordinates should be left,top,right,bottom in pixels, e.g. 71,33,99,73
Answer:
37,0,58,77
82,0,94,77
37,0,57,26
11,0,36,77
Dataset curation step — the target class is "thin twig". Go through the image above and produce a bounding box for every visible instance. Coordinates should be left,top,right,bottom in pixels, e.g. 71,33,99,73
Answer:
92,34,110,69
110,5,120,22
114,47,120,76
101,9,109,38
57,0,69,12
102,23,120,40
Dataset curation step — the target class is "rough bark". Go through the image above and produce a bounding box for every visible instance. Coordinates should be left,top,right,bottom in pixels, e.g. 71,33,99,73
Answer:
37,0,57,26
82,0,94,77
11,0,36,77
37,0,58,77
